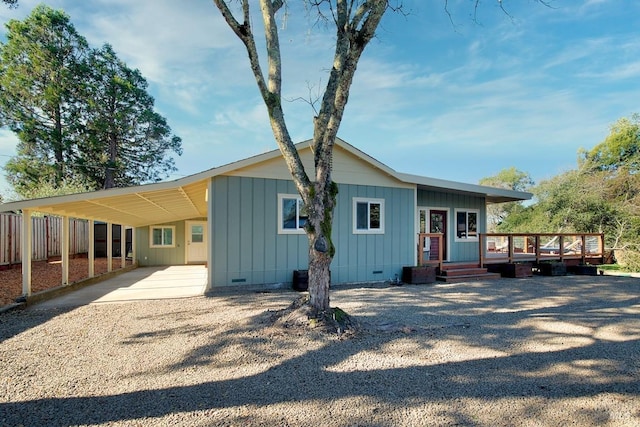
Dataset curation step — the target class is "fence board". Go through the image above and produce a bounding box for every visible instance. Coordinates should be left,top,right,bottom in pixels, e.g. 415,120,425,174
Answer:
33,216,47,261
0,213,89,266
1,214,20,265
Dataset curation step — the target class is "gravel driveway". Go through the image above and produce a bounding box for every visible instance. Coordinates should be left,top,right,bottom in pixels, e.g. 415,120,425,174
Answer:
1,275,639,426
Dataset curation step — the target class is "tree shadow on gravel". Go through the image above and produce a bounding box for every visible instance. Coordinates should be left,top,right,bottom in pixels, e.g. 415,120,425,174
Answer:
0,306,77,344
1,277,639,426
0,266,182,342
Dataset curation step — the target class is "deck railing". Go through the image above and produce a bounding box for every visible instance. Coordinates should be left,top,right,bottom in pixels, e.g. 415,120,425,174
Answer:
479,233,605,265
417,233,444,271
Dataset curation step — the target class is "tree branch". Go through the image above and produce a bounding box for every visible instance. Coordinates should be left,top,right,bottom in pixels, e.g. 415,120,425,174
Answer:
212,0,311,196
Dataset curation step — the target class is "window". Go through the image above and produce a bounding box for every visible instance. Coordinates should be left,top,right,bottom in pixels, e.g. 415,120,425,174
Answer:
455,209,478,240
190,224,204,243
353,197,384,234
150,225,176,248
278,194,307,234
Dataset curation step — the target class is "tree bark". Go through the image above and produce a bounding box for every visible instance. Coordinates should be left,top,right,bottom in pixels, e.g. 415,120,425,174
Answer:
53,104,65,185
104,131,117,189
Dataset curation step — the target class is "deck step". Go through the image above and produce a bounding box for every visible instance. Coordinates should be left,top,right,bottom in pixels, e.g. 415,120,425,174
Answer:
440,263,481,271
440,267,488,277
436,272,502,283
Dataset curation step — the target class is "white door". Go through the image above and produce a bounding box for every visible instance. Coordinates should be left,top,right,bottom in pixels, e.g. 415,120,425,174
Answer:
186,221,207,263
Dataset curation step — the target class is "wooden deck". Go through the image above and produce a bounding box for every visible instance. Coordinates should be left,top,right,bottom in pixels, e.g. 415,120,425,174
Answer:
417,233,606,280
479,233,606,266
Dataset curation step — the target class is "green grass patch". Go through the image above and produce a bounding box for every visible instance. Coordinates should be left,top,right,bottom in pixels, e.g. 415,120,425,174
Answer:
599,264,639,273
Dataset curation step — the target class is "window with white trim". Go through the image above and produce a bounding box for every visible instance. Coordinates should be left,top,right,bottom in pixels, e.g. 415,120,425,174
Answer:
150,225,176,248
278,194,307,234
455,209,478,240
353,197,384,234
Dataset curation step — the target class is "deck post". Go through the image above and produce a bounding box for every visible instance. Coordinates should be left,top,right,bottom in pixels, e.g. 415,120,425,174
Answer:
437,234,443,271
88,220,95,278
21,209,32,297
508,235,513,263
479,234,485,267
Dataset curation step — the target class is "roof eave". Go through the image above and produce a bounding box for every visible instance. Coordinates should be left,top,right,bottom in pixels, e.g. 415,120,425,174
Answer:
396,172,532,203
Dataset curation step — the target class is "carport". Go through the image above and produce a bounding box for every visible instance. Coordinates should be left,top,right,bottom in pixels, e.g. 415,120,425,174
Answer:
0,173,211,299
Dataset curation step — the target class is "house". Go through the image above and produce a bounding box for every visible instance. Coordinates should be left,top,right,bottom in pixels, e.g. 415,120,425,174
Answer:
0,138,532,295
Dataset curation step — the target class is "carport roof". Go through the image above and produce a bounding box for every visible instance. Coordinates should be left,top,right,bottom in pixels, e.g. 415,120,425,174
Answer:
0,139,531,226
0,177,210,227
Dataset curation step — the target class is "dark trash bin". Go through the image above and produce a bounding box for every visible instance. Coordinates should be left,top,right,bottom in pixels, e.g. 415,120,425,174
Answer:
293,270,309,291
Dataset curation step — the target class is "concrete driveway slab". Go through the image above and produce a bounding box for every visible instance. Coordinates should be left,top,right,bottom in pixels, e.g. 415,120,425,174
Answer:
32,265,207,309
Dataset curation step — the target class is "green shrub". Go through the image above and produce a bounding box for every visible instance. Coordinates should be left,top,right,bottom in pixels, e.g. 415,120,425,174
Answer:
614,249,640,272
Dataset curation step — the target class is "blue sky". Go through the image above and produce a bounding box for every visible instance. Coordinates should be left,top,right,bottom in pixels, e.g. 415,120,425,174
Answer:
1,0,639,197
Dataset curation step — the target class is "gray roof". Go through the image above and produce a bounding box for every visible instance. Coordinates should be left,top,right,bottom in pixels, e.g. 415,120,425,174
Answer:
0,138,531,226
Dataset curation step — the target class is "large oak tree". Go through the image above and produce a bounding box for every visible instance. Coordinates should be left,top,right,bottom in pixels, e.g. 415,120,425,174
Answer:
212,0,390,314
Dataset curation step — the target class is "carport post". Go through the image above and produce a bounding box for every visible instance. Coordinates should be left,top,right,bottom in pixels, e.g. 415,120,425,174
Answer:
120,225,126,269
131,227,136,264
88,220,95,278
21,209,32,296
107,223,112,272
61,215,69,285
206,178,212,292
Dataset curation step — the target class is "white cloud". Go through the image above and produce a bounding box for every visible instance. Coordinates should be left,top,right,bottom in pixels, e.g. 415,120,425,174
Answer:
72,1,235,80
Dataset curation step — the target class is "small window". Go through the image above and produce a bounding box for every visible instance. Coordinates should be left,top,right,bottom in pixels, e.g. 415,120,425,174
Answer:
278,194,307,234
455,209,478,241
353,197,384,234
150,225,176,248
190,225,204,243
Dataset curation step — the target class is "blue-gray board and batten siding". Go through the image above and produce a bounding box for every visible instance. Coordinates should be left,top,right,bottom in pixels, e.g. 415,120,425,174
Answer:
136,221,186,266
417,189,487,263
210,175,415,287
134,178,488,287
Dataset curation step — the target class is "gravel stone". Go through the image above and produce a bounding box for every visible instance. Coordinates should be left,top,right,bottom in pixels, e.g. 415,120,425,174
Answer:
1,275,639,426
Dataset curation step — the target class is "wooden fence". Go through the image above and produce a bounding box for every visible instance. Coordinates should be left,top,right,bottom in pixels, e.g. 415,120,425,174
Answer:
0,213,89,266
